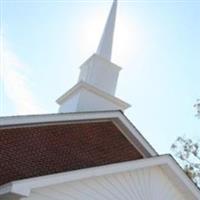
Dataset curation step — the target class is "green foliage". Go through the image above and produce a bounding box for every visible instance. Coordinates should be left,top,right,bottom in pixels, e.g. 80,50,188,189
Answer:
194,99,200,118
171,137,200,188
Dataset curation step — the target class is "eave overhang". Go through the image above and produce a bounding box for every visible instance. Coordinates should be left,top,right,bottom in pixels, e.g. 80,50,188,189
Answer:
0,155,199,200
0,110,156,158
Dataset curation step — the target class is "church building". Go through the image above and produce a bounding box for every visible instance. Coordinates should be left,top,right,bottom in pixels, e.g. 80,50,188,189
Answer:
0,1,199,199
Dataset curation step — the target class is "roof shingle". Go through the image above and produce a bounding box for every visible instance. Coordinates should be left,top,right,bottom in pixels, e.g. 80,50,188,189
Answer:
0,121,143,186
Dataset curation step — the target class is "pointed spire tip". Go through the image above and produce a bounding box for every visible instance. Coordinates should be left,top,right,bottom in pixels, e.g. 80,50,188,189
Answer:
96,0,118,61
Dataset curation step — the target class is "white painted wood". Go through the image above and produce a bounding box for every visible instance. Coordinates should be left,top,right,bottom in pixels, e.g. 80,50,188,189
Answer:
78,54,121,96
57,81,130,113
56,1,125,113
58,92,80,113
1,156,199,199
57,56,128,112
96,0,117,61
77,86,125,111
21,167,187,200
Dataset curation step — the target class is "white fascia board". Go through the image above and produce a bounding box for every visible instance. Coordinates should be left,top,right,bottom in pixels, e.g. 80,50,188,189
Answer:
0,110,121,128
1,155,199,199
114,112,157,156
56,81,130,110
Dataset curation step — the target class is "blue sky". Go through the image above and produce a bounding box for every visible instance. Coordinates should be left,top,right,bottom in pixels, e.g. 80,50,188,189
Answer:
1,0,200,154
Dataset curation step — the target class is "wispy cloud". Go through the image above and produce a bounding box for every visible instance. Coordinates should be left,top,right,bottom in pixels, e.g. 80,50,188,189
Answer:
0,34,46,115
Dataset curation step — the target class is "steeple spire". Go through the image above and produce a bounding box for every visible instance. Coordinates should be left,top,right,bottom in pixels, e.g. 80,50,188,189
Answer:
57,0,130,113
96,0,118,61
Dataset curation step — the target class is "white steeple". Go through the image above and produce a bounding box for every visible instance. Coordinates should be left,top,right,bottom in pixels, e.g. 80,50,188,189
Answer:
97,0,117,61
57,0,130,113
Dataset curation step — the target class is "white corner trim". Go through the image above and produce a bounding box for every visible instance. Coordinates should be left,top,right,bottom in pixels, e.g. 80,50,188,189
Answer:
0,183,12,196
0,182,28,198
1,155,199,199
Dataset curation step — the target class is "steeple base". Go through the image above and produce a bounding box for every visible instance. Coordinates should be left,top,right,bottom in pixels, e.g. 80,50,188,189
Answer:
56,82,130,113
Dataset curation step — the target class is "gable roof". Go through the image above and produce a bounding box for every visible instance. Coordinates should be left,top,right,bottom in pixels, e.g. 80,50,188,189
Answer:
0,155,199,200
0,111,157,187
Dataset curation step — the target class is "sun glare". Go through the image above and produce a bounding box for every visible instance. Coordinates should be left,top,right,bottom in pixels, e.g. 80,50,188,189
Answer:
78,10,106,56
114,13,141,65
77,8,143,67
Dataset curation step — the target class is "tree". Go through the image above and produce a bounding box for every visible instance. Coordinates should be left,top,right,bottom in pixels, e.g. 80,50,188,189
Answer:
171,99,200,188
194,99,200,119
171,137,200,188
